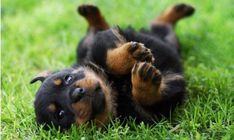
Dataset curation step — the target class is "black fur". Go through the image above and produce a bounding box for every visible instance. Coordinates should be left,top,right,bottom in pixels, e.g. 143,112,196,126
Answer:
32,25,186,129
80,26,185,123
32,3,195,130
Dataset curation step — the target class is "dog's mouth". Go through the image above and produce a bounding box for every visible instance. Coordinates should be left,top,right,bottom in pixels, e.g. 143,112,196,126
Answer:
71,98,93,126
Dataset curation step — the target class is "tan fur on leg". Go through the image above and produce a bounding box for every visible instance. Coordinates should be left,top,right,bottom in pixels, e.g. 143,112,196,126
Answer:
131,62,162,106
78,5,109,30
152,3,195,26
106,42,154,75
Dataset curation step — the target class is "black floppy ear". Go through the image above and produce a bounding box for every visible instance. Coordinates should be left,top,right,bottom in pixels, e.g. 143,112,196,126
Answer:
30,71,51,84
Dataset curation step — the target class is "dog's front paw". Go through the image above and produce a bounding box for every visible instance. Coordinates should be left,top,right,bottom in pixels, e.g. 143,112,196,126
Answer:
131,62,162,106
132,62,161,86
128,42,155,63
106,42,155,75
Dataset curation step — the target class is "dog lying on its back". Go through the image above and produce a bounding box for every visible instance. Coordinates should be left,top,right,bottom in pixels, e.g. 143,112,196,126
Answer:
31,3,195,130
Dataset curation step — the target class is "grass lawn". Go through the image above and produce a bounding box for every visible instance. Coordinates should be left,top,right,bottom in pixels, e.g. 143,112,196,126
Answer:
1,0,234,139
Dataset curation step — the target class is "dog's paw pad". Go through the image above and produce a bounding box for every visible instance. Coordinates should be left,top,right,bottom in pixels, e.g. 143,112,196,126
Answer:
131,62,163,105
132,62,161,85
128,42,155,63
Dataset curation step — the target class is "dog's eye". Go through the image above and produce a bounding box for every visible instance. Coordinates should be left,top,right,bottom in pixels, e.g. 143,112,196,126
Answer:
56,110,65,120
64,75,73,84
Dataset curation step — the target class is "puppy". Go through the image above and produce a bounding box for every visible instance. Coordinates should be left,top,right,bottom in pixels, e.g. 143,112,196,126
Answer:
31,3,195,130
31,64,116,130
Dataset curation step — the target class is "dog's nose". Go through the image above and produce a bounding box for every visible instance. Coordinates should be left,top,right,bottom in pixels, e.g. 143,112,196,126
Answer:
70,88,86,102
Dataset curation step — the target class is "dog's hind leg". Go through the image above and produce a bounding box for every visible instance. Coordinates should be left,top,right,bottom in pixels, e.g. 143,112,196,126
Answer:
149,4,195,49
78,5,109,32
76,5,109,63
152,3,195,27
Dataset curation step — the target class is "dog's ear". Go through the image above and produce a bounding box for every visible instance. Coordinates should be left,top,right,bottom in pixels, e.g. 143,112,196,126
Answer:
30,71,51,84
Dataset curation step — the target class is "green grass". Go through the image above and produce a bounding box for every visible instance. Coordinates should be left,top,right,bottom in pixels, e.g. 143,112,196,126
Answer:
1,0,234,139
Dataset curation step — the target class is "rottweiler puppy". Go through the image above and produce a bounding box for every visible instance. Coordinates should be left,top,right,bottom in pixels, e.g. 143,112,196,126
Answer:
31,3,195,130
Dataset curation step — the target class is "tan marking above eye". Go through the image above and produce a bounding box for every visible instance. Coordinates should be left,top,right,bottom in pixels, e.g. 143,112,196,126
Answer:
47,104,56,112
53,79,62,86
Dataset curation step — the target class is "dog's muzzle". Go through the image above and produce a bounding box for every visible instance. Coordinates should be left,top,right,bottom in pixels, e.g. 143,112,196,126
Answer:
70,87,86,103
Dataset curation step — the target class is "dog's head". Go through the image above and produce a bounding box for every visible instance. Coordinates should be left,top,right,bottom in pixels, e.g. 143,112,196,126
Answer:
31,63,116,130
